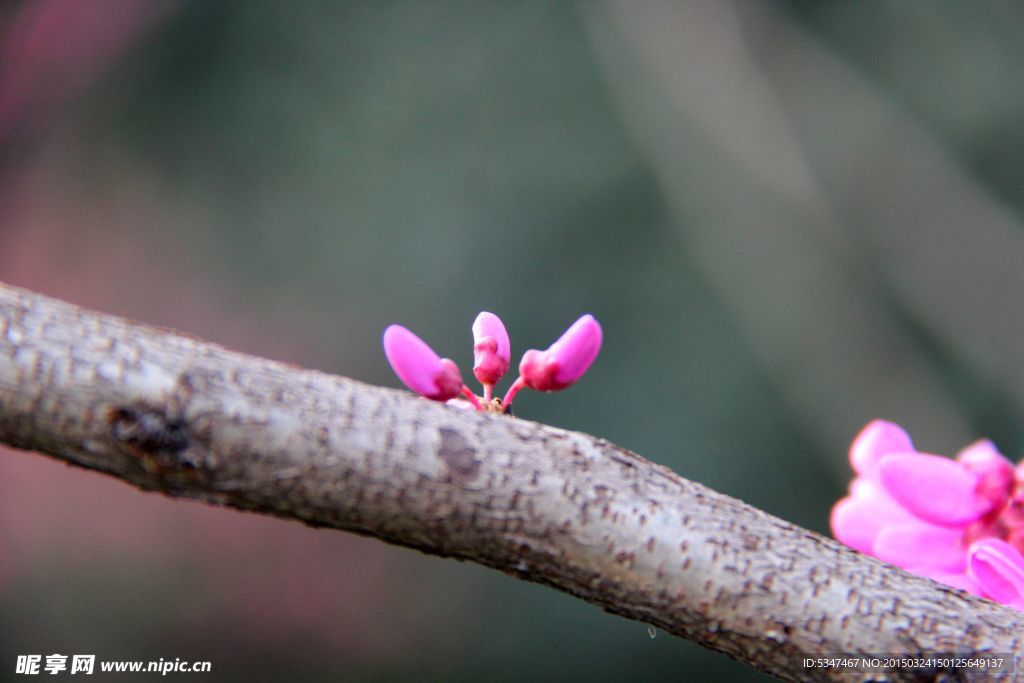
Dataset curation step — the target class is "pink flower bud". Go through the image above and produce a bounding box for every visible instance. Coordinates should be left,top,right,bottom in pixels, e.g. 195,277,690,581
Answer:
519,314,602,392
849,419,914,479
830,480,916,553
471,311,510,387
1002,493,1024,533
382,325,463,401
878,452,991,527
873,523,967,572
968,538,1024,607
957,439,1015,512
833,419,1024,610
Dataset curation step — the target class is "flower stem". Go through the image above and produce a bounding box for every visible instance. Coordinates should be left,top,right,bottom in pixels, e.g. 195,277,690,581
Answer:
461,385,483,410
483,384,493,402
501,377,526,410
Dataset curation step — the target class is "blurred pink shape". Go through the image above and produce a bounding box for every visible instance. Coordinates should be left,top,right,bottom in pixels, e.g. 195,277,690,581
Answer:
0,0,178,143
830,480,917,554
848,420,914,478
0,199,451,654
958,439,1017,512
878,453,991,526
873,524,966,572
832,419,1024,608
969,539,1024,609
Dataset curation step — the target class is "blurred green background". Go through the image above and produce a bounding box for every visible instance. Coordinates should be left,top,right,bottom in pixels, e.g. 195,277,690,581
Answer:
3,1,1024,680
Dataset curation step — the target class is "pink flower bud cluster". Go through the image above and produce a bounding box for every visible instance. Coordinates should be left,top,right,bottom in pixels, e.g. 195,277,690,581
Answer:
383,312,602,413
832,420,1024,609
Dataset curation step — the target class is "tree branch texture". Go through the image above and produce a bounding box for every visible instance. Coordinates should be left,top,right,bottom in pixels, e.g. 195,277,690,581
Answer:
0,281,1020,681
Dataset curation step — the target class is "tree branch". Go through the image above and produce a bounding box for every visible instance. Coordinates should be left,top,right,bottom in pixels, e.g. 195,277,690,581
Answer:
0,281,1020,681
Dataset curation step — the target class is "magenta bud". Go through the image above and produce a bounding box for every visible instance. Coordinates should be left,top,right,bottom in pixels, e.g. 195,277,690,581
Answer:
519,314,602,392
878,452,991,526
957,439,1015,511
873,524,968,572
849,419,914,478
472,311,510,386
829,480,915,554
383,325,463,401
968,538,1024,607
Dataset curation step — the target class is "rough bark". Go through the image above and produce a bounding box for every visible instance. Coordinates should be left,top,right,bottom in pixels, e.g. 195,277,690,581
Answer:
0,281,1019,681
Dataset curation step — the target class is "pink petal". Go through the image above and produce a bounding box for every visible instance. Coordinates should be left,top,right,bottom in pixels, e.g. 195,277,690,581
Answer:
873,523,966,572
831,481,915,553
968,539,1024,606
879,453,988,526
957,438,1005,466
849,420,914,479
472,311,510,386
831,497,876,553
383,325,463,401
1004,498,1024,534
550,315,602,384
444,398,475,410
957,439,1014,510
520,315,602,392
